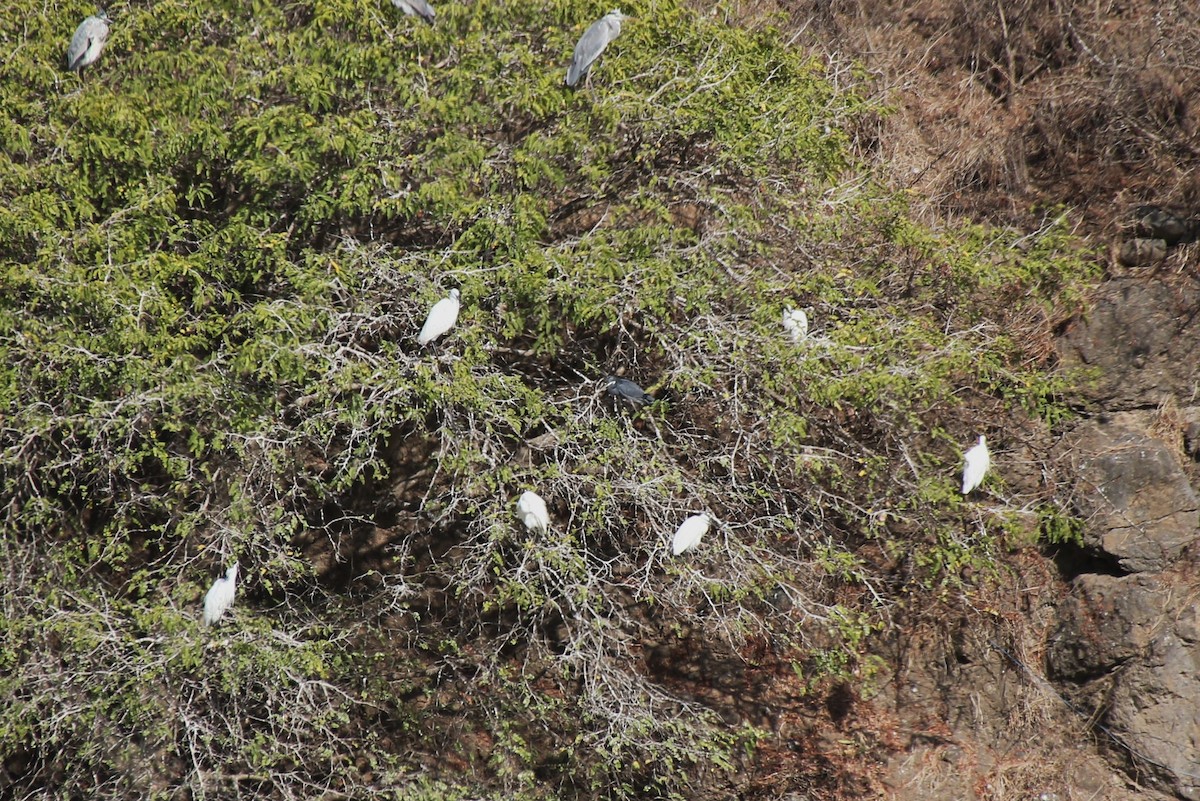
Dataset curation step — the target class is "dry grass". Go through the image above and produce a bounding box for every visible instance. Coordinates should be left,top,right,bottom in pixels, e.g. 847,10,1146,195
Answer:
768,0,1200,241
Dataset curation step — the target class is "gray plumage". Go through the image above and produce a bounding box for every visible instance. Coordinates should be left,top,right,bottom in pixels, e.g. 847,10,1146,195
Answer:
391,0,435,22
566,9,625,87
66,10,110,73
603,375,654,406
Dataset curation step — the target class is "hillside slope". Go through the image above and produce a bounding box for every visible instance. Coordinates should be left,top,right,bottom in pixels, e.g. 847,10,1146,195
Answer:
1,1,1095,799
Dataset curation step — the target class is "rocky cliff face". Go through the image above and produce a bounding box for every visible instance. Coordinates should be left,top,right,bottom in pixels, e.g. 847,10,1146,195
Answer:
783,0,1200,798
1053,281,1200,801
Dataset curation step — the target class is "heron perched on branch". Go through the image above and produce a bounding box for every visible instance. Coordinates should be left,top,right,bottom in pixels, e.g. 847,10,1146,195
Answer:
66,10,110,73
961,435,990,494
391,0,435,22
418,288,460,345
566,9,626,87
672,514,710,555
203,563,239,626
516,490,550,534
782,308,808,343
602,375,654,406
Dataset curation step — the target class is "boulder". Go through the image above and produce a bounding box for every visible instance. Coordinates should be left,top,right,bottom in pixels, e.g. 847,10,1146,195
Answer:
1107,634,1200,801
1057,279,1200,408
1131,205,1193,245
1117,237,1166,267
1048,573,1200,800
1060,420,1198,573
1047,573,1163,680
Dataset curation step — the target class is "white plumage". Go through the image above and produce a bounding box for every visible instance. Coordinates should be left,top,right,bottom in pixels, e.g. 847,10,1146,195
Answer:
671,513,710,556
203,562,239,626
66,11,110,73
961,435,990,494
566,9,626,87
782,307,808,343
391,0,435,22
515,490,550,533
418,288,460,345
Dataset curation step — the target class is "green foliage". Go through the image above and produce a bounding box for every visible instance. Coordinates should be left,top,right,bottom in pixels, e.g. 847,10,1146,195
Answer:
0,0,1095,799
1037,504,1086,547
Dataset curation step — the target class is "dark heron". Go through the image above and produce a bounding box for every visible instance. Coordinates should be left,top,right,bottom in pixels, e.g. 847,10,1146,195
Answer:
603,375,654,406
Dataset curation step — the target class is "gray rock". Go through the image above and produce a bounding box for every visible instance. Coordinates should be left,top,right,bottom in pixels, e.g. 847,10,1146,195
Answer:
1061,421,1199,572
1132,204,1192,245
1118,237,1167,267
1057,279,1200,408
1047,573,1164,679
1108,633,1200,801
1048,572,1200,800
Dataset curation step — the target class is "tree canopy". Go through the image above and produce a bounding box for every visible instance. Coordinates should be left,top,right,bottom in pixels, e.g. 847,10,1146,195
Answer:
0,1,1095,799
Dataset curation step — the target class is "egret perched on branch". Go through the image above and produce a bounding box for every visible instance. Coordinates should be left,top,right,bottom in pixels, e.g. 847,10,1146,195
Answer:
66,10,110,73
602,375,654,406
203,562,239,626
566,9,626,87
671,514,710,555
515,490,550,534
418,288,460,345
961,435,990,494
391,0,435,22
782,308,808,343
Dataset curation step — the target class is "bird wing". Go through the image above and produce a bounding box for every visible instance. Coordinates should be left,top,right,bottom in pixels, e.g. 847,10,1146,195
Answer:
961,446,988,493
66,23,92,70
203,580,231,624
393,0,435,20
418,297,459,344
567,17,615,86
672,516,708,555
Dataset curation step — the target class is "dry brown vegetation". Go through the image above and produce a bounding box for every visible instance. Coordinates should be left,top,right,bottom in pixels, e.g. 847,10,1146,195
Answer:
771,0,1200,237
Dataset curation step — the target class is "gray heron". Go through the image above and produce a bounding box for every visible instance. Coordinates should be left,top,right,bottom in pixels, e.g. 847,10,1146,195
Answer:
603,375,654,406
391,0,435,22
67,10,110,73
566,9,626,87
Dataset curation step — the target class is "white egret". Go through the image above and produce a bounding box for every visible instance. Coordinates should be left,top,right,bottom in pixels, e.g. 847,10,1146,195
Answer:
391,0,435,22
515,490,550,534
782,307,808,343
602,375,654,406
671,513,710,556
67,10,110,73
418,288,460,345
203,562,239,626
961,435,990,494
566,9,626,87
